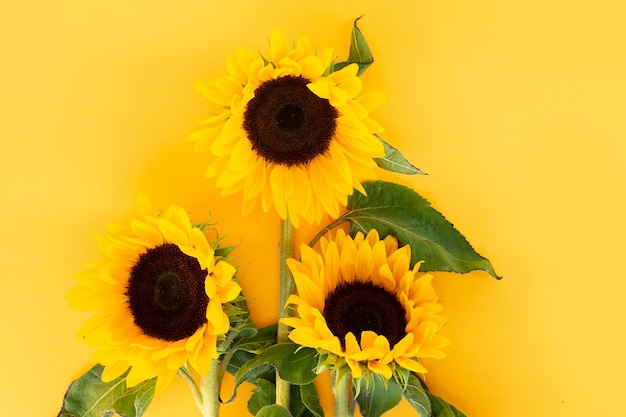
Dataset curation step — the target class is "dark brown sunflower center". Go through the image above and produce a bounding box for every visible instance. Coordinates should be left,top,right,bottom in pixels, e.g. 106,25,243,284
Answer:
243,75,338,166
323,282,407,347
126,243,208,342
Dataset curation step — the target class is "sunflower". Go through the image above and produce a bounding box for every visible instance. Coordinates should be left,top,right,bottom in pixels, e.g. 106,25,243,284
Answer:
189,29,386,227
66,195,241,392
281,229,450,380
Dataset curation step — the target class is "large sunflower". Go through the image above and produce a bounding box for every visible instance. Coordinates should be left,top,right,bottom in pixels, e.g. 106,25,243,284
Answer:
189,29,386,227
66,195,241,392
282,229,450,380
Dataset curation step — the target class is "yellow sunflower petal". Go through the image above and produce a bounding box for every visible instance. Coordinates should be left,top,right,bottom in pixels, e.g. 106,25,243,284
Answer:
281,230,448,379
101,361,130,382
367,361,393,379
189,29,386,227
69,196,239,392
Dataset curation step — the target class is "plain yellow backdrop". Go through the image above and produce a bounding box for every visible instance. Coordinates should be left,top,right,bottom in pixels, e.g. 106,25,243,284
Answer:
2,1,625,416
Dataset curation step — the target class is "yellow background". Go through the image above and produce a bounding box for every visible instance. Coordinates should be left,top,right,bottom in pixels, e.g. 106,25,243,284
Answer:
2,1,625,416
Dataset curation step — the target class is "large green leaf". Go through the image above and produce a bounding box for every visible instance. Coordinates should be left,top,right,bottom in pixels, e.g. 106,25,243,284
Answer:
345,181,500,279
57,364,155,417
374,137,426,175
334,17,374,76
403,373,431,417
354,374,403,417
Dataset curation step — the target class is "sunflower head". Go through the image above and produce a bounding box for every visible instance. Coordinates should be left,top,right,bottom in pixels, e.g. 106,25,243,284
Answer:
281,229,450,381
189,29,386,228
66,195,242,392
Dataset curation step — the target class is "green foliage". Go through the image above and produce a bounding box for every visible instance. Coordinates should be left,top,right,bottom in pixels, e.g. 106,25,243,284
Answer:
345,180,500,279
298,383,324,417
255,404,293,417
412,373,467,417
57,364,155,417
226,341,318,404
248,379,277,415
354,374,403,417
428,394,467,417
403,373,431,417
235,342,318,386
374,136,426,175
333,17,374,76
221,321,277,389
247,377,323,417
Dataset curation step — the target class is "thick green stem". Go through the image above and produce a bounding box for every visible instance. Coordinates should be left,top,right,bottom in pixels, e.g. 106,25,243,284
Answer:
332,372,353,417
199,359,221,417
276,217,294,410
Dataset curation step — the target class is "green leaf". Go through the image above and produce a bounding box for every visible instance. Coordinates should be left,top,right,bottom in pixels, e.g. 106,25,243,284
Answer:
354,374,403,417
248,379,277,415
247,377,322,417
232,323,279,355
222,323,277,385
256,404,294,417
429,393,467,417
236,342,318,385
412,374,466,417
345,181,501,279
334,17,374,76
57,364,155,417
374,136,426,175
403,373,431,417
227,342,318,403
299,383,324,417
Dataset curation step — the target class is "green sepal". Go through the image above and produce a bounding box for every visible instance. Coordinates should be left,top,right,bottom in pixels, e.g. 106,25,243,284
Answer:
334,16,374,76
374,136,426,175
57,364,155,417
354,373,403,417
255,404,293,417
217,293,267,393
346,180,501,279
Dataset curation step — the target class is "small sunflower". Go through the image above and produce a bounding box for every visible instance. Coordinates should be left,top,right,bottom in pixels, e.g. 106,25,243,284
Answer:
189,29,386,227
282,229,450,380
66,195,241,392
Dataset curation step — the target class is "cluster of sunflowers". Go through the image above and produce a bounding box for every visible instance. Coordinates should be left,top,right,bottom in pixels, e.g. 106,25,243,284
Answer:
59,20,497,417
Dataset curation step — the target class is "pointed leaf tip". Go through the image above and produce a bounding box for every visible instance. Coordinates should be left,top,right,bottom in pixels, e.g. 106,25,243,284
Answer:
346,181,501,279
334,16,375,76
375,136,426,175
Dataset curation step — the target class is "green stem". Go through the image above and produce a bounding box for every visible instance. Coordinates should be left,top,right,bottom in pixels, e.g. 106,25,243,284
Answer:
332,371,353,417
199,359,221,417
178,366,203,412
276,217,294,410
